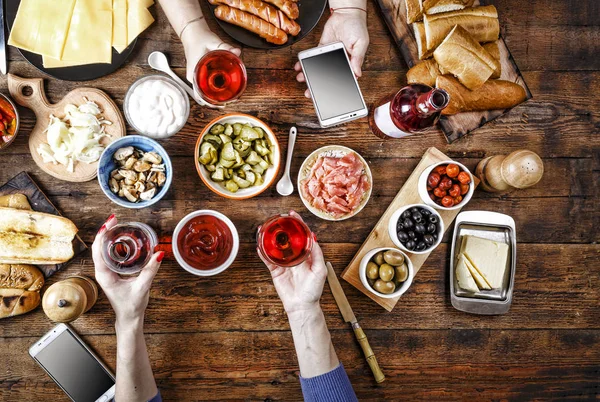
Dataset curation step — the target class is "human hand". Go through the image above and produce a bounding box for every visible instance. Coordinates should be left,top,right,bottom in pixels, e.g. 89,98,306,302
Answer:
92,215,164,325
258,211,327,314
181,22,242,83
294,9,369,97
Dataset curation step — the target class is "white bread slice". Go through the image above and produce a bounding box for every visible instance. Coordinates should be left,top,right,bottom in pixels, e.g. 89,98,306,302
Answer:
406,0,423,23
413,22,434,60
422,0,475,15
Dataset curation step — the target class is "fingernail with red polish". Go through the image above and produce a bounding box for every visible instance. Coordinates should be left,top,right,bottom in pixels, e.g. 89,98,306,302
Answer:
312,233,318,242
156,251,165,263
107,214,115,223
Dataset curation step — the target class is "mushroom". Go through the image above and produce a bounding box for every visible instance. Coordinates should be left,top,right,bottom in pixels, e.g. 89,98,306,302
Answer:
138,172,147,182
114,146,134,161
133,160,152,173
118,169,137,182
109,178,119,193
123,187,138,203
156,171,166,187
110,146,166,203
150,164,165,172
142,152,162,164
134,181,146,193
140,188,156,201
124,156,137,170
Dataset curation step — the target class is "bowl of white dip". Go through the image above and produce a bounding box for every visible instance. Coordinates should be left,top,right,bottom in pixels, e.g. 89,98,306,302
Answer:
124,75,190,139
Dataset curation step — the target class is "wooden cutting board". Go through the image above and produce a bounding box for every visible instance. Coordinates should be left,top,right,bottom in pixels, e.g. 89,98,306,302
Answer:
0,172,87,277
7,74,126,182
341,147,479,311
376,0,532,143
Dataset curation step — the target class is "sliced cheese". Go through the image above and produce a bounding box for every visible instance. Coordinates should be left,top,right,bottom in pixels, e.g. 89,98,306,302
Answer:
463,254,491,290
462,235,509,289
113,0,129,53
8,0,77,59
456,254,480,293
127,0,155,47
42,0,113,68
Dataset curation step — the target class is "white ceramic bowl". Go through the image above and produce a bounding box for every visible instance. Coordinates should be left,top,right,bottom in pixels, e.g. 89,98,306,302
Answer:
194,113,281,200
297,145,373,221
418,160,475,211
388,204,444,255
172,210,239,277
359,247,414,299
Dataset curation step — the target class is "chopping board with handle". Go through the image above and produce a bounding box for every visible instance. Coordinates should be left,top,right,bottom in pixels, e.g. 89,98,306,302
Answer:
7,74,126,182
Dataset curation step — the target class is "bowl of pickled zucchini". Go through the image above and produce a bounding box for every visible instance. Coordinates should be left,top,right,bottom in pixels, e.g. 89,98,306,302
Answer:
195,113,281,199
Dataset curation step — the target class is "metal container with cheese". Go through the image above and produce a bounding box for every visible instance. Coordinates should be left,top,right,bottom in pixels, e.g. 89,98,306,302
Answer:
450,211,516,315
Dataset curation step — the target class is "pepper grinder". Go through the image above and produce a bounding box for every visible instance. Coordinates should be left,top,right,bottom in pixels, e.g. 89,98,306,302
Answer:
475,150,544,192
42,276,98,323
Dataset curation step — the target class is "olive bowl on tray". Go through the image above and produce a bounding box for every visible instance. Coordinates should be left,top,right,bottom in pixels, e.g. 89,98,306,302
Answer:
359,247,414,299
388,204,444,254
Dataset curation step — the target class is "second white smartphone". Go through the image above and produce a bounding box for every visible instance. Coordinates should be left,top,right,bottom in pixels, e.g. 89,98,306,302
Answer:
298,42,368,128
29,324,116,402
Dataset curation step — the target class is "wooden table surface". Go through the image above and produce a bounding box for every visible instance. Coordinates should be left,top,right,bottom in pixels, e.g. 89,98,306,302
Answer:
1,1,598,401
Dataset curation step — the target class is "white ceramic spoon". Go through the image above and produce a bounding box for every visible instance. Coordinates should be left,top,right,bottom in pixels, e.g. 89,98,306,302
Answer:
276,126,297,196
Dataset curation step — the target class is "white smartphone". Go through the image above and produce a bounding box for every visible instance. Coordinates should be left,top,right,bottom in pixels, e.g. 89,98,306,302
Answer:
29,324,116,402
298,42,368,128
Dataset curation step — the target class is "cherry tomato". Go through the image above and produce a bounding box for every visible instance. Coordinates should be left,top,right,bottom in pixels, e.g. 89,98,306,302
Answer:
427,172,441,187
434,165,447,176
433,187,446,198
449,184,461,197
441,196,454,208
458,172,471,184
460,183,470,195
440,177,453,190
454,195,463,204
446,164,460,178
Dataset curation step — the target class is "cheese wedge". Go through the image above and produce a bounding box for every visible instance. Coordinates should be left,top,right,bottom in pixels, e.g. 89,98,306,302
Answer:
43,0,114,68
8,0,76,59
461,235,509,289
113,0,129,53
456,254,480,293
463,254,491,290
127,0,155,47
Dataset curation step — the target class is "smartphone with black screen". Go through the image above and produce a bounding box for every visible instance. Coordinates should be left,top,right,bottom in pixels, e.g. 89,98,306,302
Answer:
29,324,116,402
298,42,368,128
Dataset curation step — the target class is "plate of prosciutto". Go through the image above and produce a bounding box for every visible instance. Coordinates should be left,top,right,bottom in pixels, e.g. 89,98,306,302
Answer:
298,145,372,221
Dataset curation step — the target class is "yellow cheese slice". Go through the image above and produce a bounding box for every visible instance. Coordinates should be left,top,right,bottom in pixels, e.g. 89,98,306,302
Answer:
463,254,492,290
462,235,509,289
456,254,480,293
8,0,76,59
127,0,155,47
113,0,129,53
42,0,113,68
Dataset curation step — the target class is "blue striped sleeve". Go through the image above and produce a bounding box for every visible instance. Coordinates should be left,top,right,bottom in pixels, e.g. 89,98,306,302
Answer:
300,363,358,402
148,391,162,402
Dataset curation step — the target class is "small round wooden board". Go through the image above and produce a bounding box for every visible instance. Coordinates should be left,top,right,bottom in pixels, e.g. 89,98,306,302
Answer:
7,74,126,182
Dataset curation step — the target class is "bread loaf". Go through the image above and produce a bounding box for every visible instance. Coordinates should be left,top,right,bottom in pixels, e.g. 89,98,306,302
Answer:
422,0,475,15
0,194,31,210
424,5,500,51
0,264,44,291
406,0,423,23
0,288,41,318
0,207,78,265
436,75,527,115
483,41,501,78
407,59,441,86
413,22,434,60
433,25,497,89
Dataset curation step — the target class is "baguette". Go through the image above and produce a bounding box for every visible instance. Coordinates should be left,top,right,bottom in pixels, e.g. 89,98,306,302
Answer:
214,5,288,45
483,41,501,78
436,75,527,115
406,0,423,23
413,22,434,60
209,0,300,36
0,194,31,210
0,288,41,319
0,207,77,265
0,264,44,291
422,0,475,15
424,5,500,52
433,25,497,90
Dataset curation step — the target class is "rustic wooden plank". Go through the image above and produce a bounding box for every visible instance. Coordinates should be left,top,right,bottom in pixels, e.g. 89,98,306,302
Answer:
1,329,598,401
0,244,596,337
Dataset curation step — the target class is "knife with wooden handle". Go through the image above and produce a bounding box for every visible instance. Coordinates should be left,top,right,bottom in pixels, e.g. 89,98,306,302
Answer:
0,0,6,75
326,262,385,383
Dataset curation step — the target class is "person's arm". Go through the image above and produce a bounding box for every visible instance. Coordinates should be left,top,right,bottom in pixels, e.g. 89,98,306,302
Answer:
260,211,358,402
157,0,241,82
92,215,164,402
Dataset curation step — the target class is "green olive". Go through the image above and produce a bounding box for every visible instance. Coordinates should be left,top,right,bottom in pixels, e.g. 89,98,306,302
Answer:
366,262,380,280
383,250,405,266
394,263,409,283
379,264,395,281
373,251,385,266
367,278,376,288
373,279,396,294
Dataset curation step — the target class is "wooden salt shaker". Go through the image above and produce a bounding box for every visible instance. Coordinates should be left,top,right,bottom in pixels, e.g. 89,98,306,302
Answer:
42,275,98,323
476,150,544,192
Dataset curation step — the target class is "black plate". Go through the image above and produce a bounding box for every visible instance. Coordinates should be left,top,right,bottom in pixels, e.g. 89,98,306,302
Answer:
208,0,327,49
6,0,137,81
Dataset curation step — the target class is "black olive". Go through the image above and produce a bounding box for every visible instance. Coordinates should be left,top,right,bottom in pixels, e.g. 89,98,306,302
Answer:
403,218,414,229
408,230,417,239
421,209,431,216
410,207,420,214
397,231,409,242
412,212,423,223
416,242,426,251
397,221,405,231
424,234,434,245
427,223,437,233
401,210,412,219
415,224,426,234
428,215,438,224
432,233,438,240
405,240,416,250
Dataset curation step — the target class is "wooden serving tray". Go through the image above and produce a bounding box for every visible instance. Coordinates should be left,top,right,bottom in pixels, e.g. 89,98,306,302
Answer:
0,172,87,277
341,147,479,311
376,0,532,143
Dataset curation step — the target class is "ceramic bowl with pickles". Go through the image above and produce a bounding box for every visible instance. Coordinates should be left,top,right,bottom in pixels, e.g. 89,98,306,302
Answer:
359,247,414,299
